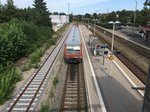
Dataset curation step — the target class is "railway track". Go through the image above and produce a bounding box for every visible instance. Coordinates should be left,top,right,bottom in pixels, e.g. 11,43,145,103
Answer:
60,63,87,111
5,26,71,112
88,24,147,84
95,24,150,58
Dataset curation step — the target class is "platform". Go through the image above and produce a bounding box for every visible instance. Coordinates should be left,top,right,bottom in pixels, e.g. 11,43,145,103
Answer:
80,25,144,112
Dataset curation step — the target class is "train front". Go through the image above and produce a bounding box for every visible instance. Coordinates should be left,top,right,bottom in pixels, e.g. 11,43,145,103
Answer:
64,25,82,63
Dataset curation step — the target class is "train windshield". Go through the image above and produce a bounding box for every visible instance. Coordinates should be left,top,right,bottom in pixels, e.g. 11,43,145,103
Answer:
67,49,80,54
66,45,80,54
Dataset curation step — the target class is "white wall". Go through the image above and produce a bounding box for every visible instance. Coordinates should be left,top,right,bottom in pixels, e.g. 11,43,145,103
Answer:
50,15,69,31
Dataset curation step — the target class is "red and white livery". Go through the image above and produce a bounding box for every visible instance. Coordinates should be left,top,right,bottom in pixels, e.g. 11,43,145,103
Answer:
64,25,82,63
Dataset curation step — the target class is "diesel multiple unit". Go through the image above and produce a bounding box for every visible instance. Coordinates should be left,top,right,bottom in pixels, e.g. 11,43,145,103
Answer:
64,25,82,63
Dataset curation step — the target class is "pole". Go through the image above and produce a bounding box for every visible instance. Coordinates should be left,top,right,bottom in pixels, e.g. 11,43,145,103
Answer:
68,3,70,15
109,60,112,77
133,0,137,31
94,20,95,36
111,23,115,51
68,3,70,23
102,48,105,65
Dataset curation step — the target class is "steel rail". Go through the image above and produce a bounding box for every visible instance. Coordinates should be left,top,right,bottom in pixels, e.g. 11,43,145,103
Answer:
8,26,71,112
89,24,147,84
60,63,86,111
60,64,70,112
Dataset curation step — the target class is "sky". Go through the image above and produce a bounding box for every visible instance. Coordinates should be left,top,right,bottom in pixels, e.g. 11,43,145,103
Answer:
0,0,146,15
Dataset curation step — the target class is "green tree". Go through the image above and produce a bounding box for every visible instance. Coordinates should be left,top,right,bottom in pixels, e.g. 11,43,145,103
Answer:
144,0,150,6
4,0,17,22
53,12,59,15
33,0,51,26
69,13,73,22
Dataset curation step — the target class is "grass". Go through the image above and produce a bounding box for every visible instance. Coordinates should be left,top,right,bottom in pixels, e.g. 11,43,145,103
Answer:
53,75,59,88
40,103,49,112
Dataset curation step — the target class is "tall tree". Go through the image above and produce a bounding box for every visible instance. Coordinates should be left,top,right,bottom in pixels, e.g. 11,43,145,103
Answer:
33,0,51,26
4,0,16,22
6,0,14,7
144,0,150,6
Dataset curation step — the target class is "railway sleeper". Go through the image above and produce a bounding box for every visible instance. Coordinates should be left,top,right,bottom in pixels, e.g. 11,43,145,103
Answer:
66,88,77,91
67,81,78,83
67,85,78,88
65,91,78,94
65,95,78,98
63,106,85,111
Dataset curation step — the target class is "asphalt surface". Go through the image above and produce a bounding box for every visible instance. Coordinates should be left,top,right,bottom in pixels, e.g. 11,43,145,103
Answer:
80,25,143,112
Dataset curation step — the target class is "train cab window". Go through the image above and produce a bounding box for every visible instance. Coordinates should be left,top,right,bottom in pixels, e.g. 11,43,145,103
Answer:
67,49,80,54
67,49,74,54
73,50,80,54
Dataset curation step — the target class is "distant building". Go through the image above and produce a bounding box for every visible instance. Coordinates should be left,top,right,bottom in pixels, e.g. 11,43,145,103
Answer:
49,15,69,32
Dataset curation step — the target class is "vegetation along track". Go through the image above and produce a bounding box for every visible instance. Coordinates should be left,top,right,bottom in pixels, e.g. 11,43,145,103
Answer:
6,26,71,112
60,63,88,111
89,24,148,84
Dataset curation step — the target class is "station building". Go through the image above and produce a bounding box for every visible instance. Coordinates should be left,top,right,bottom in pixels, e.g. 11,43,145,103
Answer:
49,15,69,32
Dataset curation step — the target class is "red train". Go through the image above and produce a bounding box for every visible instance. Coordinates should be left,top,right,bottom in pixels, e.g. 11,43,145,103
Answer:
64,25,82,63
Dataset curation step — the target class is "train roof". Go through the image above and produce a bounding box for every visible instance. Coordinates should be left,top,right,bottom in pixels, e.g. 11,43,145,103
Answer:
66,26,80,45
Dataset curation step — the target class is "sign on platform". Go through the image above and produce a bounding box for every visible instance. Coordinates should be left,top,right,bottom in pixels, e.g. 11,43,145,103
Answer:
109,55,114,61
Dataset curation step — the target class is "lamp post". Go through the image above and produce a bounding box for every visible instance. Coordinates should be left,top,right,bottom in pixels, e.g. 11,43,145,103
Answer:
133,0,137,29
108,21,120,51
94,19,96,37
93,10,101,37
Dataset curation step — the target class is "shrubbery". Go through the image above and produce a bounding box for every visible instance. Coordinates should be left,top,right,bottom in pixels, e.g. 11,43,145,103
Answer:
0,63,21,104
0,19,54,104
0,0,55,105
0,20,29,65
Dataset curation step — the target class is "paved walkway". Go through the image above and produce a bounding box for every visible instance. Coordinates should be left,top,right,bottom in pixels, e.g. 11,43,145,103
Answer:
80,25,144,112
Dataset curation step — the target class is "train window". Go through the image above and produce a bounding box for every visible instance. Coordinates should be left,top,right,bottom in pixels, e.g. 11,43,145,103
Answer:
67,49,80,54
74,50,80,54
67,49,74,54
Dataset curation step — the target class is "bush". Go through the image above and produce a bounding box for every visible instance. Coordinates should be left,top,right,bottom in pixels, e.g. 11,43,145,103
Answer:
53,76,59,87
0,19,55,104
30,47,45,64
0,20,29,65
21,21,39,47
0,63,21,104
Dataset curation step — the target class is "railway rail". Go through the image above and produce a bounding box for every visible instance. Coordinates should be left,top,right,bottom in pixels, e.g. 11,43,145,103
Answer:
88,24,148,84
96,25,150,58
5,26,71,112
60,63,87,111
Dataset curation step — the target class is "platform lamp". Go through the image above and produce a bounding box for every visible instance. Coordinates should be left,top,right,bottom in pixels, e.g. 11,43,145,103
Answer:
108,21,120,51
